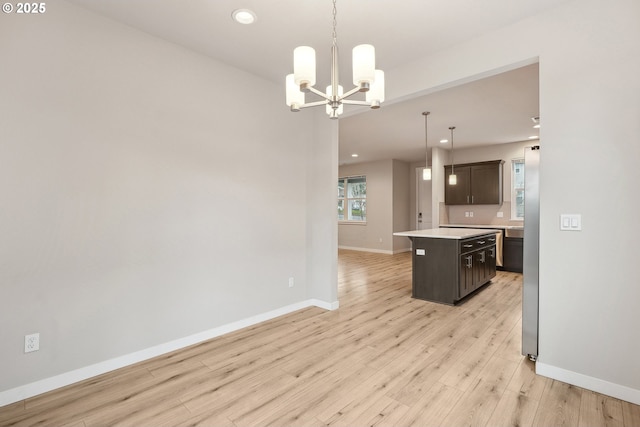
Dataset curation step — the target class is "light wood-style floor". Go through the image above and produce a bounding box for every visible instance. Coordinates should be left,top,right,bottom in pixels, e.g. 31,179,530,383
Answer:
2,249,639,426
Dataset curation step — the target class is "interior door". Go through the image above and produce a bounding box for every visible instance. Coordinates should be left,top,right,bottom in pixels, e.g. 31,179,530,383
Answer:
416,168,432,230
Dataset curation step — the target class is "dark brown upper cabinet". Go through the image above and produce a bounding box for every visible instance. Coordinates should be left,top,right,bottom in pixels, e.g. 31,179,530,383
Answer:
444,160,504,205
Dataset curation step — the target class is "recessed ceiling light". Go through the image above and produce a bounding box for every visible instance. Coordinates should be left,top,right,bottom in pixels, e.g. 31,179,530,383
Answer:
351,153,359,158
232,9,257,25
528,135,539,139
440,139,448,144
533,124,541,129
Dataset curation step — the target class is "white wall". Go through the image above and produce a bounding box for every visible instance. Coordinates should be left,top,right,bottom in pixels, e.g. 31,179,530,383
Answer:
0,0,336,402
338,160,394,253
338,159,411,254
392,160,411,252
387,0,640,404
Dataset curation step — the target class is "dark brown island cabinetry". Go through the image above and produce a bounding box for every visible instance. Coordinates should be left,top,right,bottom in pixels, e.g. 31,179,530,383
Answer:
408,232,497,305
444,160,504,205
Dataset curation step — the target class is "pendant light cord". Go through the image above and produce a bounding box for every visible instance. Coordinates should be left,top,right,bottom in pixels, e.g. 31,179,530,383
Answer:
423,112,430,169
449,126,455,174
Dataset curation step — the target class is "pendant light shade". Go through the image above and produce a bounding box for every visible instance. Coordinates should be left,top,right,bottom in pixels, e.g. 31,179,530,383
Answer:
449,126,457,186
366,70,385,107
326,84,344,116
422,112,431,181
286,74,305,110
352,44,376,87
293,46,316,87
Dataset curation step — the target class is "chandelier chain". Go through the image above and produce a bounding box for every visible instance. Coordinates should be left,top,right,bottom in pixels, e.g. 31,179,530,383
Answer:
332,0,337,48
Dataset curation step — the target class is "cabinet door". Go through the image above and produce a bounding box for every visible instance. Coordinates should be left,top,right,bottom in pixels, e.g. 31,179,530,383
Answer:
444,166,471,205
486,245,497,281
459,253,474,297
473,249,487,289
470,163,502,204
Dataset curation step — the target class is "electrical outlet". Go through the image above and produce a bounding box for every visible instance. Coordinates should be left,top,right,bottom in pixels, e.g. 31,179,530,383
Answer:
465,211,469,217
25,333,40,353
288,277,294,288
469,212,474,218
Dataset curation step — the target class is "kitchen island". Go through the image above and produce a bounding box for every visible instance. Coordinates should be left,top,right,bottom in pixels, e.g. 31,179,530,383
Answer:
393,228,499,305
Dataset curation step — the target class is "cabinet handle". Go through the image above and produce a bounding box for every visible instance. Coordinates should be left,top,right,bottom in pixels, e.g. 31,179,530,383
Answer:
463,244,473,248
466,255,473,268
478,240,486,244
488,238,496,242
479,251,486,263
472,195,474,204
467,195,469,203
490,248,495,257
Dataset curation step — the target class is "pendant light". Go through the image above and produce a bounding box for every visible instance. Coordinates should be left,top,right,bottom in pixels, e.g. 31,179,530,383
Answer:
422,112,431,180
448,126,457,185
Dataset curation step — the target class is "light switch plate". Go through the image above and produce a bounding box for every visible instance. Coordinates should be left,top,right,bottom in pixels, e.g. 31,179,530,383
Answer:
560,214,581,231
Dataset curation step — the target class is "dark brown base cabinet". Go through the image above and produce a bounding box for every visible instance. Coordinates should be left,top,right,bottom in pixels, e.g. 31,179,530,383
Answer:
411,234,497,305
503,237,523,273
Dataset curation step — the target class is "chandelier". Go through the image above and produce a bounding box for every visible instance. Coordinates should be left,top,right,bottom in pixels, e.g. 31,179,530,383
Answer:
285,0,385,119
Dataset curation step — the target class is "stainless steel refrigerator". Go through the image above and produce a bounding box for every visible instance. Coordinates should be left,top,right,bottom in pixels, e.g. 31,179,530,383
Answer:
522,145,540,361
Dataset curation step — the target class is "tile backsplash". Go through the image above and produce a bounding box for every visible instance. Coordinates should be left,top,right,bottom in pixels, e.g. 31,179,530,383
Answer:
440,202,523,226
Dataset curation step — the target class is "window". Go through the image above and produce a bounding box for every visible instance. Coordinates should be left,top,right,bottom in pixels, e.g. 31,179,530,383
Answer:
338,176,366,222
511,159,525,219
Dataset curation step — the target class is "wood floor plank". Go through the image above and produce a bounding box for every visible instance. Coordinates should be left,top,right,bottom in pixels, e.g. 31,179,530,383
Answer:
439,326,512,392
506,358,550,401
1,249,639,427
439,354,519,427
532,380,582,427
486,390,540,427
393,381,464,427
578,390,624,427
622,401,640,427
362,395,410,427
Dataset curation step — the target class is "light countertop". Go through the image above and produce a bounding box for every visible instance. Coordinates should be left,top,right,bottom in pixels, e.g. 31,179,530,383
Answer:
440,223,523,230
393,228,500,240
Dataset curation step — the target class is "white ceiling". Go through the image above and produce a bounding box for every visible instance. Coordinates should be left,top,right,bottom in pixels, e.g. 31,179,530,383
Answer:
339,63,539,165
66,0,554,164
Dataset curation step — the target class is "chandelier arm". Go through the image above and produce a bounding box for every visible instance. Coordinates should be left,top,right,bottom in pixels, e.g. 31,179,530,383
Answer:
305,85,331,100
339,85,362,100
341,100,372,106
296,100,330,109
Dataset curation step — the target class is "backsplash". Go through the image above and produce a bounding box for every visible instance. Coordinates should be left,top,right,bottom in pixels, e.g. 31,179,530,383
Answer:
440,202,524,226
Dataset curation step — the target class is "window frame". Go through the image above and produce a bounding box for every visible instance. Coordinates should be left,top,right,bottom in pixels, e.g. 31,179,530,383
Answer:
338,175,367,224
511,158,525,220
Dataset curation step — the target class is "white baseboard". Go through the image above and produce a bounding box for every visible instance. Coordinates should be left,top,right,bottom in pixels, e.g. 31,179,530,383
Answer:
536,362,640,405
0,298,338,408
338,245,411,255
